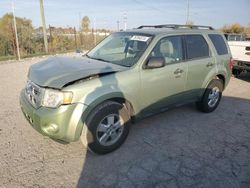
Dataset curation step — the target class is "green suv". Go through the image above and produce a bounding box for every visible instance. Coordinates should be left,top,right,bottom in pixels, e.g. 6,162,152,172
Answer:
20,25,232,154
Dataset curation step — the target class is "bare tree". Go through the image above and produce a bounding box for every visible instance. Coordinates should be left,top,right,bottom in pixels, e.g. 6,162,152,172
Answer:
81,16,90,33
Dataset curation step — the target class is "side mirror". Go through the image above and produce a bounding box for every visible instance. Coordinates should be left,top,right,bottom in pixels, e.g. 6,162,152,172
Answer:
146,57,165,69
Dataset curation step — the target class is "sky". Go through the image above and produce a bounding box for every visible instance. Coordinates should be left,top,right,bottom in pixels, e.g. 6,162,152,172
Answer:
0,0,249,30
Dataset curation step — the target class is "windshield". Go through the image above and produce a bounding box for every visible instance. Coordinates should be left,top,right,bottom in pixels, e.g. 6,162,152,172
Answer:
87,32,153,67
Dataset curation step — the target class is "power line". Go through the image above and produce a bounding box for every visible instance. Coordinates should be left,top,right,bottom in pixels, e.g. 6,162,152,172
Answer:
131,0,162,12
186,0,190,24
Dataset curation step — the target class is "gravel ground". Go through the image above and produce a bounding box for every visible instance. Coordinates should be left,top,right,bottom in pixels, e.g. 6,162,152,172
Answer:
0,57,250,188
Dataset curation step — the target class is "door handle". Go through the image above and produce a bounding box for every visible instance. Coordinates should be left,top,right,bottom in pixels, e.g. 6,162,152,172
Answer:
206,62,214,67
174,68,184,74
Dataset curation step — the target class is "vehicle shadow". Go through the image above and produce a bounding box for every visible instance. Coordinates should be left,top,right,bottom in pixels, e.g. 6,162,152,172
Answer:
76,95,250,188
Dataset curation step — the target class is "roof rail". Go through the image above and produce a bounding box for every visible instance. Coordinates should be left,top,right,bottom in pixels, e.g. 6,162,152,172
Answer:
137,24,214,30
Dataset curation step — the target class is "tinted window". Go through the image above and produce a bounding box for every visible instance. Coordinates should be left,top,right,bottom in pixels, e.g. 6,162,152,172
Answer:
150,36,183,64
208,34,228,55
186,35,209,60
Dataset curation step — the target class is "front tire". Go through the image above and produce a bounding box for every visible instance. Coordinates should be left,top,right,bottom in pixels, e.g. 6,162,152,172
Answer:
196,79,223,113
82,101,130,154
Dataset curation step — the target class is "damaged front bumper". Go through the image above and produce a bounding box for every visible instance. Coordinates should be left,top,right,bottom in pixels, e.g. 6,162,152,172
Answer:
19,89,88,142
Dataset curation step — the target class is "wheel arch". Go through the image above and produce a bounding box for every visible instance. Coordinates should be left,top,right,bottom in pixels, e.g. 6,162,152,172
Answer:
203,73,226,90
82,93,136,124
107,97,135,118
215,74,225,90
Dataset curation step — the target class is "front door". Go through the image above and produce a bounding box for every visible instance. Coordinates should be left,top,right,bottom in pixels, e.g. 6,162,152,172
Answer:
139,35,187,116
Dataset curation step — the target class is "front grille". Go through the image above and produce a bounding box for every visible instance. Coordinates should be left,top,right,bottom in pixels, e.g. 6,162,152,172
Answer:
25,80,43,108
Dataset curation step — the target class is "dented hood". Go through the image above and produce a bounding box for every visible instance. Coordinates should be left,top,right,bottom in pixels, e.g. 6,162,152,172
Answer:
28,56,128,89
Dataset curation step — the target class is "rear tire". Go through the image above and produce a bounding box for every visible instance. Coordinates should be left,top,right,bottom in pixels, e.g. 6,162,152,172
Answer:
196,79,223,113
232,69,241,78
81,101,130,154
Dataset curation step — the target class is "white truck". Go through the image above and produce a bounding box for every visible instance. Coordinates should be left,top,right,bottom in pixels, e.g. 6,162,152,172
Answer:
225,34,250,77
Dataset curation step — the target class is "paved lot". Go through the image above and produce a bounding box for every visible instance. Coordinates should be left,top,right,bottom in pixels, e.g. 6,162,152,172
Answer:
0,58,250,188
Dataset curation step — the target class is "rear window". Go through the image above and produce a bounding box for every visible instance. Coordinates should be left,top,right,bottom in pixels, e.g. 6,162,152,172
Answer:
186,35,209,60
208,34,228,55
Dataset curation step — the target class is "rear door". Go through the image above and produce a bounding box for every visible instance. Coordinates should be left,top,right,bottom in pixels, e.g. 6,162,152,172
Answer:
208,34,232,85
184,34,215,99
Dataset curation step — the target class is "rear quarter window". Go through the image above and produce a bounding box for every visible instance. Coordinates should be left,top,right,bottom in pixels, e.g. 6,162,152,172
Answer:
208,34,228,55
185,35,210,60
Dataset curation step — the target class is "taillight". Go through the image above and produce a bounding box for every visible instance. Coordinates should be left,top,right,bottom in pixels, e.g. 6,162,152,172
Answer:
229,57,235,71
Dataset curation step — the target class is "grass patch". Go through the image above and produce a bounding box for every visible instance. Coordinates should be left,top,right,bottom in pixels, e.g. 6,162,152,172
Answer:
0,56,15,61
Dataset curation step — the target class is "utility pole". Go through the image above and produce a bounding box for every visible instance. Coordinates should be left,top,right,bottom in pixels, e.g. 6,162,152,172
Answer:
117,20,120,31
103,20,107,36
123,12,127,31
186,0,190,24
12,2,20,61
78,12,82,47
39,0,48,53
79,12,82,31
73,27,77,49
93,18,96,46
49,25,53,52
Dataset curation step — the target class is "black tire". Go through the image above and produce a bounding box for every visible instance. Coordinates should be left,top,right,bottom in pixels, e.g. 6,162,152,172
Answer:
84,101,130,154
196,79,223,113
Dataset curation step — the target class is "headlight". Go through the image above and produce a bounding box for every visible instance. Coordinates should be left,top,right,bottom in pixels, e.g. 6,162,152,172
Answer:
42,89,73,108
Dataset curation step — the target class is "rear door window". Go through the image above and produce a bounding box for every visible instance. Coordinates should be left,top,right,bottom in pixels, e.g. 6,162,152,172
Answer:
185,35,209,60
208,34,228,55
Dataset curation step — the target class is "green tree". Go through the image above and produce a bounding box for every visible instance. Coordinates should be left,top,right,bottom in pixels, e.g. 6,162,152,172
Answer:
221,23,244,34
0,13,34,58
244,24,250,35
0,13,17,57
81,16,90,32
185,20,194,26
0,34,12,56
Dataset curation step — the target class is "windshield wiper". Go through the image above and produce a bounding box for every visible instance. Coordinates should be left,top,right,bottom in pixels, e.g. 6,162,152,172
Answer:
86,54,110,62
